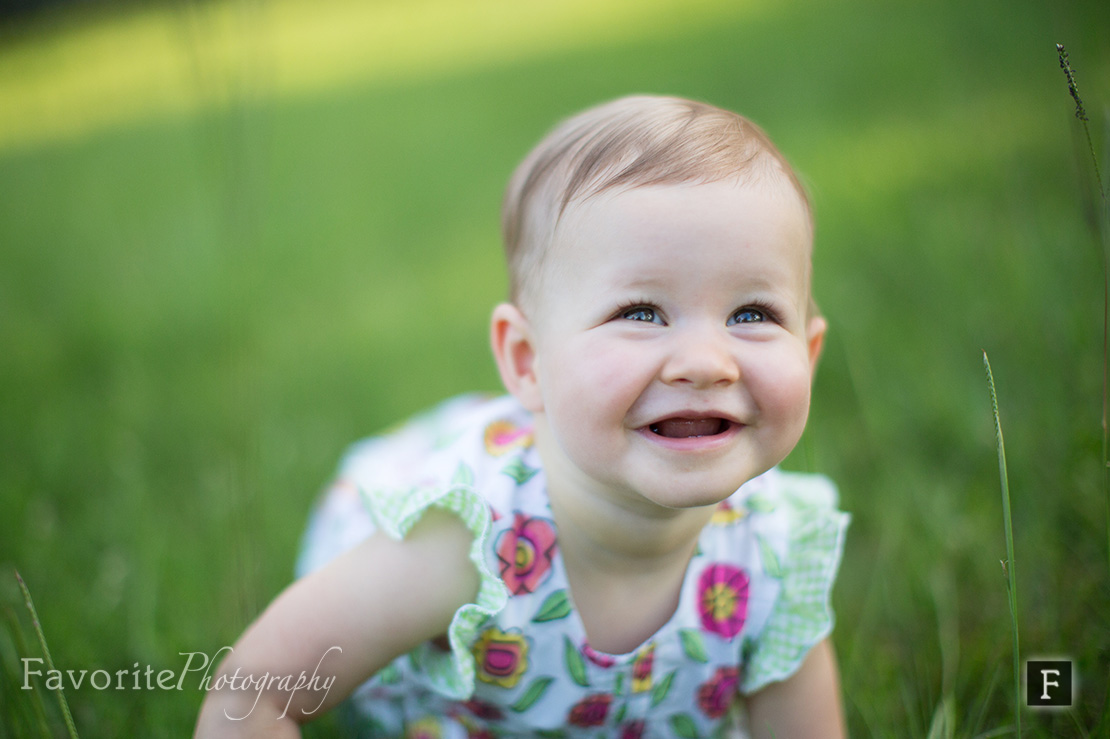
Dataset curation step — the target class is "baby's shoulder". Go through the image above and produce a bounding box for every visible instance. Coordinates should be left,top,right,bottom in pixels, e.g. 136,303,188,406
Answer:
333,393,547,530
340,394,537,487
702,469,848,694
298,394,541,578
697,468,847,595
714,467,841,530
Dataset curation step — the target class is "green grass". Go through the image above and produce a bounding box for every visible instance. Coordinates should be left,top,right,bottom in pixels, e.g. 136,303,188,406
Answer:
1,0,1109,735
982,353,1020,738
14,571,78,739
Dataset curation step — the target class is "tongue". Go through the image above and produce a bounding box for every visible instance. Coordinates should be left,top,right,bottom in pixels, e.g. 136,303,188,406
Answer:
652,418,726,438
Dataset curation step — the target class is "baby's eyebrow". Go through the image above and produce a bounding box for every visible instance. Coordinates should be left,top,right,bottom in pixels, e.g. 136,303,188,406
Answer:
614,274,669,291
739,277,791,295
614,272,791,293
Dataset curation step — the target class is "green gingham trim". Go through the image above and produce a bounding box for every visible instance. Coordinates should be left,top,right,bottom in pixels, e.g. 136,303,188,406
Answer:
740,475,849,694
361,483,510,700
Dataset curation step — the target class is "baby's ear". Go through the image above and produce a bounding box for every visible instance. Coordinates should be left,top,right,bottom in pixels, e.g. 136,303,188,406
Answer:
806,315,827,377
490,303,543,412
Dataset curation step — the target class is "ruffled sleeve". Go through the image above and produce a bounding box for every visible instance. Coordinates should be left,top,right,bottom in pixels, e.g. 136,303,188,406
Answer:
740,472,849,694
359,481,510,700
294,395,520,701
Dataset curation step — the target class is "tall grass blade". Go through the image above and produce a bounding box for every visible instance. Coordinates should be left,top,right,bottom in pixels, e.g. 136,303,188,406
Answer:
15,570,80,739
983,353,1021,737
926,694,955,739
1056,42,1110,575
1068,706,1092,739
1056,44,1104,197
3,604,53,737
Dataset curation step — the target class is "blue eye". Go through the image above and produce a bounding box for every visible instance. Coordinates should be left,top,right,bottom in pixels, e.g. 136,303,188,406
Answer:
621,306,662,324
729,307,766,325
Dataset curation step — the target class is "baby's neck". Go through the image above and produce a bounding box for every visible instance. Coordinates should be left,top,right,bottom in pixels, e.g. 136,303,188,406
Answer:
545,478,714,655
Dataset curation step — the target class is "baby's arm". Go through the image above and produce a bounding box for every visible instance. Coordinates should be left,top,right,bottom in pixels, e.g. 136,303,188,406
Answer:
194,508,479,737
745,638,846,739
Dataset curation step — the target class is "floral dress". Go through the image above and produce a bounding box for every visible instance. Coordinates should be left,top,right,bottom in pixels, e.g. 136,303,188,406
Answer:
296,394,849,738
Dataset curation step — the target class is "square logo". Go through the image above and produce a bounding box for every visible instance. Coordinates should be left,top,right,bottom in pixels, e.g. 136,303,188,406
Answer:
1026,660,1073,707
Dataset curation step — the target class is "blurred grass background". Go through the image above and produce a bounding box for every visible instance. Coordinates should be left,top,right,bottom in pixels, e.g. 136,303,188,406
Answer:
1,0,1108,735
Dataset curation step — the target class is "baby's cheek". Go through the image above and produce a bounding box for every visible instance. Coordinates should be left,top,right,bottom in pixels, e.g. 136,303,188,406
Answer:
569,341,644,388
543,343,621,407
752,351,812,418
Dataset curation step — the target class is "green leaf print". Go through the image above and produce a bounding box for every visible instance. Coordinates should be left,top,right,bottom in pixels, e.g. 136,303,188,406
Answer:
564,635,590,687
377,664,401,684
613,702,627,724
678,628,709,663
670,713,700,739
510,676,555,712
614,672,624,696
451,461,475,486
741,637,756,665
650,669,676,707
433,428,464,450
532,589,572,622
501,455,540,484
745,494,776,513
756,533,784,579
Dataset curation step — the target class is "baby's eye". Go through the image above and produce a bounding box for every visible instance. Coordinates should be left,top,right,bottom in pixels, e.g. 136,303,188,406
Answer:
728,307,767,326
621,306,663,324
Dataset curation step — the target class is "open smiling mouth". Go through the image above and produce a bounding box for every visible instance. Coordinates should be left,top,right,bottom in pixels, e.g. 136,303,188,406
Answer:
648,418,732,439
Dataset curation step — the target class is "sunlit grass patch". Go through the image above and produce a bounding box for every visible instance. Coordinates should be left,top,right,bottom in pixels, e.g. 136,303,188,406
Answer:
0,0,762,152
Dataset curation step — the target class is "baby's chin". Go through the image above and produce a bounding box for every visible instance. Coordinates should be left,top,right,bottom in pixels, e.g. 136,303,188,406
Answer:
629,477,757,512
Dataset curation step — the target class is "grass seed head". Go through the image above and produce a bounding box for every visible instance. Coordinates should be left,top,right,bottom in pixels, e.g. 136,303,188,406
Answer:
1056,43,1088,122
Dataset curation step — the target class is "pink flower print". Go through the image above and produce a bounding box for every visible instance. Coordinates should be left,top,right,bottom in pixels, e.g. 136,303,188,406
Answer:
462,699,503,722
697,666,740,719
452,707,496,738
567,693,612,727
620,720,646,739
582,643,617,668
630,643,654,693
472,627,529,689
465,728,495,739
483,419,534,456
697,563,750,638
495,513,557,594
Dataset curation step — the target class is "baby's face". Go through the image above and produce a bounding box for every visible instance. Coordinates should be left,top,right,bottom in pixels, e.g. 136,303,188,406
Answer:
525,177,824,510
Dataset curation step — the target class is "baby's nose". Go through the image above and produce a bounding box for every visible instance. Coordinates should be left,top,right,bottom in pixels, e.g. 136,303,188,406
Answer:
660,328,740,387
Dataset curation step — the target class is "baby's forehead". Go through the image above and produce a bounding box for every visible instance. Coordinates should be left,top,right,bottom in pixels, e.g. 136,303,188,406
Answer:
555,175,813,246
532,178,814,290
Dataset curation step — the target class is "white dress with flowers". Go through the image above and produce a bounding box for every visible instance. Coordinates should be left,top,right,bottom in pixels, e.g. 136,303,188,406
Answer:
296,394,849,739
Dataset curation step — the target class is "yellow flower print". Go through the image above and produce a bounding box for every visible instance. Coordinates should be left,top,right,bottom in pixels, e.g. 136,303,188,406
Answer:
405,716,442,739
631,643,654,693
709,500,745,526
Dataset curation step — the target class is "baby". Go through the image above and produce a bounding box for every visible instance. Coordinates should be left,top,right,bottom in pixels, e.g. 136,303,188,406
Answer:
196,95,849,738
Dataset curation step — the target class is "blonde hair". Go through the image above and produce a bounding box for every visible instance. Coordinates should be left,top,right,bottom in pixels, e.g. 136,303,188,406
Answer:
501,95,812,308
